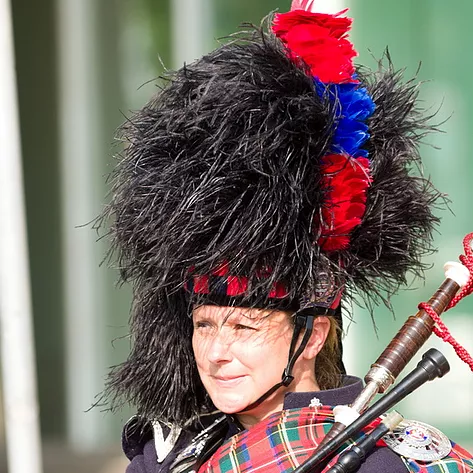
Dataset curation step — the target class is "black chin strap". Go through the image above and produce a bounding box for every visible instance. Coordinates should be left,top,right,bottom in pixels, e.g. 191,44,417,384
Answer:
238,308,317,414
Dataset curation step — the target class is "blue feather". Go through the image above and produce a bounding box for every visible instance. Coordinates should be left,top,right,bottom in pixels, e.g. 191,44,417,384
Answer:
314,77,375,158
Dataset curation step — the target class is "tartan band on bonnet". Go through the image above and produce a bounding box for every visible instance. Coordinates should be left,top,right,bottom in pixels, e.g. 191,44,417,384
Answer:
100,2,443,426
185,261,343,312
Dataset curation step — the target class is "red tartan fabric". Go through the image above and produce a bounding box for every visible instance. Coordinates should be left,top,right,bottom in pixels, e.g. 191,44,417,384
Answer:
403,441,473,473
198,406,368,473
198,406,473,473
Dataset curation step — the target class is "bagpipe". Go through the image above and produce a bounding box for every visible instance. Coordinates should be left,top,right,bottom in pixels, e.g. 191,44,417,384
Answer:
195,233,473,473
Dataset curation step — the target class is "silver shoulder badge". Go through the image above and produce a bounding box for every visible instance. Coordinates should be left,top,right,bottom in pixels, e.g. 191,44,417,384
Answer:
153,421,182,463
169,415,227,473
383,419,452,462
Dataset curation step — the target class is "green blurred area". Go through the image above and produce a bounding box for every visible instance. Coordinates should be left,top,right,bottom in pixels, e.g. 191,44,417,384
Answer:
8,0,472,459
350,0,473,446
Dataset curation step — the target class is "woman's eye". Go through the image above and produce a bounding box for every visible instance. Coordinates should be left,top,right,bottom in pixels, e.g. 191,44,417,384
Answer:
234,324,255,331
195,321,211,330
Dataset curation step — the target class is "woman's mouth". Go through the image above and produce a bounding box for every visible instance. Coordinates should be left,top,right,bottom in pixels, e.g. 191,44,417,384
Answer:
212,375,247,387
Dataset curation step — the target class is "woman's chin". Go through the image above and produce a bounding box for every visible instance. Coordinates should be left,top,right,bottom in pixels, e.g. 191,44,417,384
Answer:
212,395,251,414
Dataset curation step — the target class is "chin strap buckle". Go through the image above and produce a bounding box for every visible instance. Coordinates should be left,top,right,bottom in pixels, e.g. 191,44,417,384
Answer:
282,369,295,386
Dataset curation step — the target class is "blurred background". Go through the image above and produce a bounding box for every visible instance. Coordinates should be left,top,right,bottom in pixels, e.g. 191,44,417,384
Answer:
1,0,472,471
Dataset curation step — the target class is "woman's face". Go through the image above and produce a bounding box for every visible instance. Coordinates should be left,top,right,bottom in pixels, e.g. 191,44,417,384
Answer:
192,305,299,418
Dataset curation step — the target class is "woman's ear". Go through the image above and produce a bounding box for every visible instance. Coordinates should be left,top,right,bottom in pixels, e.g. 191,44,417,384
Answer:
302,316,331,360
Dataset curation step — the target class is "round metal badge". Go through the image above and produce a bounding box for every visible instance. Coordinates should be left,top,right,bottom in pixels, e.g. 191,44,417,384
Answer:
383,419,452,462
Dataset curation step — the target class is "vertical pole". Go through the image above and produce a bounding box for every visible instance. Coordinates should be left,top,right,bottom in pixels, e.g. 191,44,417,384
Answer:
309,0,346,13
56,0,106,450
170,0,213,69
0,0,43,472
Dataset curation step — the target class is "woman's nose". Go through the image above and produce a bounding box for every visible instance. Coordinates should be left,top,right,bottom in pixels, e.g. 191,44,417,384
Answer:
207,331,232,365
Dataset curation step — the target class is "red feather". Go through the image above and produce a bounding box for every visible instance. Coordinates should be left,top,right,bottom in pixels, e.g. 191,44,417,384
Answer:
273,10,356,83
316,155,371,252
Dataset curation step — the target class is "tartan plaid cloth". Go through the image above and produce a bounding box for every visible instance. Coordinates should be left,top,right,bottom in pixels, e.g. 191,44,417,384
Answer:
403,441,473,473
186,262,289,299
197,407,473,473
198,406,367,473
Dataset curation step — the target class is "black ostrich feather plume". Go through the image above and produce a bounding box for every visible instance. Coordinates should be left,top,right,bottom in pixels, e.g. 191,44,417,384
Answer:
99,28,443,425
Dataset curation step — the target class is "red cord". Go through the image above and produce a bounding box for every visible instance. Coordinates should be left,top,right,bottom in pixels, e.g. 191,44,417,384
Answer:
419,302,473,371
446,233,473,310
418,232,473,372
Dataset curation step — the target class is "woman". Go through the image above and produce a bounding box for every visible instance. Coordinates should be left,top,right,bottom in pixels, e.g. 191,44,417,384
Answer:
102,2,473,472
192,306,335,424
